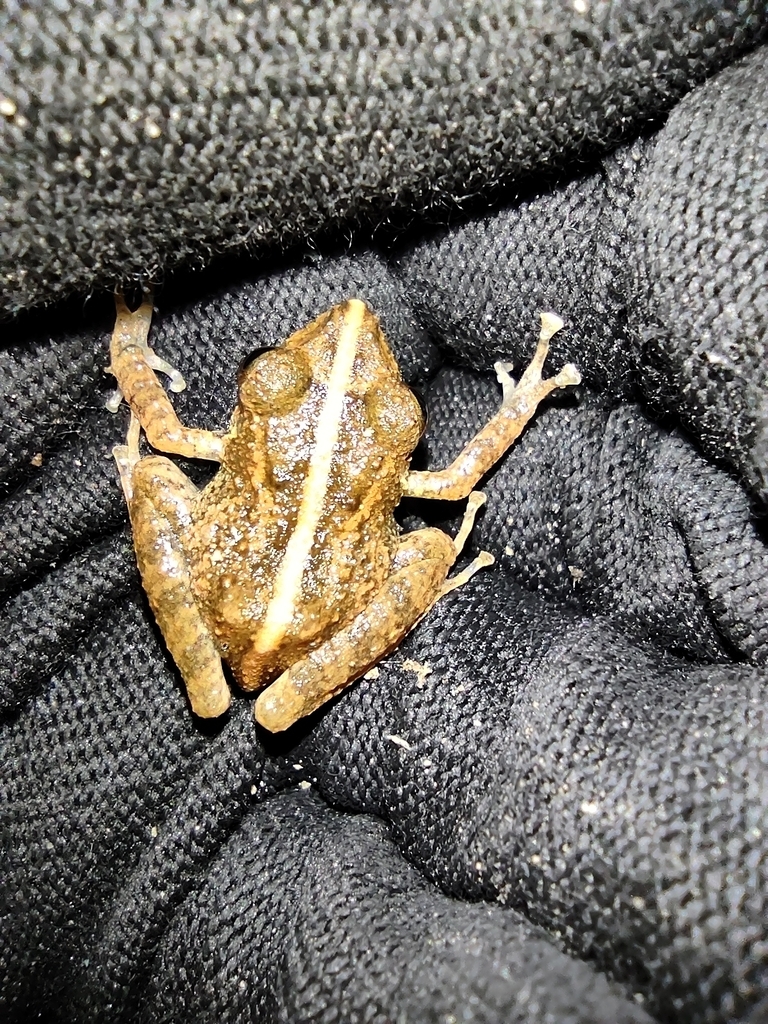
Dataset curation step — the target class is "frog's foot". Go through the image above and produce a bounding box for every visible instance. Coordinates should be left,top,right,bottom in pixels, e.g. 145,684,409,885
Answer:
441,490,494,595
439,550,495,597
497,312,581,409
111,290,187,391
106,289,185,411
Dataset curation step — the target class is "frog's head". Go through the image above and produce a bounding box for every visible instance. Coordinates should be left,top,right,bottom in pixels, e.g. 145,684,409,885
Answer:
236,299,424,457
283,298,402,391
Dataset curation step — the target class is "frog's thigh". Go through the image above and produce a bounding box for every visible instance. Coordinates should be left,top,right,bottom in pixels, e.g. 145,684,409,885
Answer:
129,456,231,718
254,528,457,732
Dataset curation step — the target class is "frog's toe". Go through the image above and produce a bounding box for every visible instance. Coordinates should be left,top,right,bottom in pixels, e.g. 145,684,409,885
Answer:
146,350,187,393
555,363,581,387
105,387,124,413
494,361,517,405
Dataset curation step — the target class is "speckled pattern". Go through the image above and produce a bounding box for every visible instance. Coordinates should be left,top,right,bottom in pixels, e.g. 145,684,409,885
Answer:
2,7,768,1024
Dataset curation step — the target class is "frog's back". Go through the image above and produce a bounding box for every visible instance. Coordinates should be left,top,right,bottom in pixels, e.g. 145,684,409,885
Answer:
186,299,424,692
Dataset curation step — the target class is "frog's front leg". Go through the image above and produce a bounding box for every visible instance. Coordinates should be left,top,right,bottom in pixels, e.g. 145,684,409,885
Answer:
254,494,491,733
109,292,225,462
404,312,581,501
115,424,231,718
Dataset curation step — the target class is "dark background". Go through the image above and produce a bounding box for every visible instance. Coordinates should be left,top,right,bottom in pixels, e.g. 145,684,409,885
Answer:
2,3,768,1022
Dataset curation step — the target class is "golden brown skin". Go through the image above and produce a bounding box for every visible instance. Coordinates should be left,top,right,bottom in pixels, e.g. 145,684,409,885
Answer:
109,296,580,731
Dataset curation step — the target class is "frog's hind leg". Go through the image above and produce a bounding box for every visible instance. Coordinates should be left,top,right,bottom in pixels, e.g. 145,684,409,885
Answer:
254,498,492,733
118,442,231,718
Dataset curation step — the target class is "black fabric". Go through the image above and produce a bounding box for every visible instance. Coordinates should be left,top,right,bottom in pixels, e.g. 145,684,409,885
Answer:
2,0,768,315
2,4,768,1024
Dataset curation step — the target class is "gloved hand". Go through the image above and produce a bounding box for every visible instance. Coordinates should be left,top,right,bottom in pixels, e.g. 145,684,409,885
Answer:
2,4,767,1023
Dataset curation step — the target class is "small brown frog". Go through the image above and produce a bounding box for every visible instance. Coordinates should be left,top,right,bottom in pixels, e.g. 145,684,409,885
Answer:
109,295,580,731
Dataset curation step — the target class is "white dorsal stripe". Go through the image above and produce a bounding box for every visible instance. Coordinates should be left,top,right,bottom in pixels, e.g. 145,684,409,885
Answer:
254,301,364,653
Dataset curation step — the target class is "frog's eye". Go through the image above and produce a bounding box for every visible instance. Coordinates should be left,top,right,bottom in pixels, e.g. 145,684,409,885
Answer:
238,349,311,415
364,382,425,455
237,345,276,384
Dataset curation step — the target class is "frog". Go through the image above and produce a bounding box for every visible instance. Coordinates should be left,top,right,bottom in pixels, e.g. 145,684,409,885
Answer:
108,293,580,732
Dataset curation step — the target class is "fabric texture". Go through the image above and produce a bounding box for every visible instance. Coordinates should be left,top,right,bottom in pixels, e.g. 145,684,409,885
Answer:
2,0,767,315
2,3,768,1023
